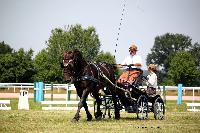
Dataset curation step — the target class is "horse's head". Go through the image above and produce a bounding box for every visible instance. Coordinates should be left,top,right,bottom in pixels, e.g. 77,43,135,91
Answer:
62,50,83,83
62,51,74,82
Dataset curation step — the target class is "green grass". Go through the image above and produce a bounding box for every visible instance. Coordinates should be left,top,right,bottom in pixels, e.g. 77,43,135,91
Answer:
0,111,200,133
0,99,200,133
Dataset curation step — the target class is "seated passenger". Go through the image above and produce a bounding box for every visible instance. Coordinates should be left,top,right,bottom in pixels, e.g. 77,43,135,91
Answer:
145,64,157,95
117,43,142,84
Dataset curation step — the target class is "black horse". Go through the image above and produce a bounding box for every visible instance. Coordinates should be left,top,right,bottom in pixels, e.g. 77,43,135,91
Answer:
62,50,120,122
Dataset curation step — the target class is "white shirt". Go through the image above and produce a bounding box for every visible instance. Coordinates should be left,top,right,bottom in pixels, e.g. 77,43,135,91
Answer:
122,54,142,69
147,71,157,88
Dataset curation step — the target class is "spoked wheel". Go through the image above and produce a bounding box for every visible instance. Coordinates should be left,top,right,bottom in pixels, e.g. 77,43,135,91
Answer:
94,95,115,119
136,95,148,120
107,97,115,118
154,97,165,120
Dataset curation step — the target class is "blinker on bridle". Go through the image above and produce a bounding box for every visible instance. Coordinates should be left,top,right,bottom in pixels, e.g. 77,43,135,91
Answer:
63,59,73,67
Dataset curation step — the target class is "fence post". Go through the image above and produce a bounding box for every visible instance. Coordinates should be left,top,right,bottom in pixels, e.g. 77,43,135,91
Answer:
177,84,182,105
34,82,36,102
192,87,195,103
163,86,166,104
68,84,71,101
51,82,53,101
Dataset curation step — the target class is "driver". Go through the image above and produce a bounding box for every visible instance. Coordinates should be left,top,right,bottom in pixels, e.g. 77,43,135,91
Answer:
117,43,142,84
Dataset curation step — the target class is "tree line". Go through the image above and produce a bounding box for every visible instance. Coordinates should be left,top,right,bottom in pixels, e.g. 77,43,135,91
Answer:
0,24,115,83
1,24,200,86
147,33,200,86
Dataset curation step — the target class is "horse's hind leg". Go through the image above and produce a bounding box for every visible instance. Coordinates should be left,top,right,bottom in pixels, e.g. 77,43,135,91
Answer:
112,93,120,120
93,92,103,119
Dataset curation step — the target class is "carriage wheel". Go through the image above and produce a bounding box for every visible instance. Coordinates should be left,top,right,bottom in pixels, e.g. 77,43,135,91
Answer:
94,96,115,119
153,97,165,120
107,97,115,118
136,95,148,120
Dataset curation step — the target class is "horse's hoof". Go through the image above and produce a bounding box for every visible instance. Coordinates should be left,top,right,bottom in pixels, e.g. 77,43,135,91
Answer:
71,117,79,123
87,115,92,121
115,117,120,120
95,112,102,119
87,117,92,121
96,116,102,120
115,113,120,120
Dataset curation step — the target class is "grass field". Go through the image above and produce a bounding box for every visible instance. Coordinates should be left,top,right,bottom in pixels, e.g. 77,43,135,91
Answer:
0,99,200,133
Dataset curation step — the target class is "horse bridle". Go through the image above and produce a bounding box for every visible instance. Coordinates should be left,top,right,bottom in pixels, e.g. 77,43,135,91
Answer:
63,59,73,67
63,57,76,80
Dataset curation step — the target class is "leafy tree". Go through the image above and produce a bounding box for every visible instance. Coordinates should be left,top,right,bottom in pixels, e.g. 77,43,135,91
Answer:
190,43,200,85
0,41,13,55
14,48,36,82
33,49,48,82
33,49,61,82
168,51,200,86
190,42,200,69
34,24,102,83
95,51,116,64
146,33,193,73
0,53,16,82
146,33,195,84
47,24,101,61
0,48,35,82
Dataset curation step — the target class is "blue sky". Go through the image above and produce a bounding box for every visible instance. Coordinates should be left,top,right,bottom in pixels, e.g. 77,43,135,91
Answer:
0,0,200,69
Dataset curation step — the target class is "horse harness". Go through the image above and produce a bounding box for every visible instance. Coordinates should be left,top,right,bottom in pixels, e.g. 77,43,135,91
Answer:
73,62,110,85
63,51,114,88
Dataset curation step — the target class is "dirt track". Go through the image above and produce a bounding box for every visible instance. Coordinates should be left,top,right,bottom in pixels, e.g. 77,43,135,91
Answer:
0,93,200,101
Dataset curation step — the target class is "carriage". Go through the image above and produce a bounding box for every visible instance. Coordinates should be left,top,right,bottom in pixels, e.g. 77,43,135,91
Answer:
62,50,165,121
93,66,165,120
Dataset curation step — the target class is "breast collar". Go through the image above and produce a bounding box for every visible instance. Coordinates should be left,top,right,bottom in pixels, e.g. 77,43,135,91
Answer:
73,62,100,84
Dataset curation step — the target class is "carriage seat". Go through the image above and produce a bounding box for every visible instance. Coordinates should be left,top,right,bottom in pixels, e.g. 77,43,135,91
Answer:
117,69,143,86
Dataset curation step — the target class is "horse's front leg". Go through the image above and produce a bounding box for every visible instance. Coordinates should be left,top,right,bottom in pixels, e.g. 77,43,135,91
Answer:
72,89,90,122
82,98,93,121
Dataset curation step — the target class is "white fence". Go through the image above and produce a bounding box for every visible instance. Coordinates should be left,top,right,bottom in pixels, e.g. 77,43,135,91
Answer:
1,83,200,111
1,83,200,102
0,83,68,93
0,83,34,92
1,83,200,93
